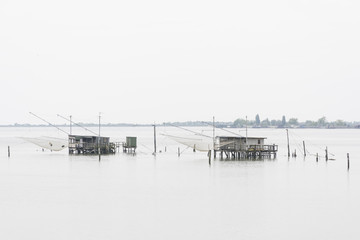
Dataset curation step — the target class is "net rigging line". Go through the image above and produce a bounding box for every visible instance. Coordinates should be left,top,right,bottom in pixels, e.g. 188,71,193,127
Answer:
180,146,191,155
139,143,153,152
287,130,307,157
57,114,98,136
164,123,212,138
201,121,244,137
288,130,315,157
29,112,69,135
287,129,335,157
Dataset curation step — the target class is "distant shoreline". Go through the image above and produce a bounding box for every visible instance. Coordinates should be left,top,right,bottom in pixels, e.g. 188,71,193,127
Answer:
1,123,359,129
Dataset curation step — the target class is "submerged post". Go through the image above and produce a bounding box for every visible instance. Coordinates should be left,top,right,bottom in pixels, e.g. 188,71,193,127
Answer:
8,146,10,158
303,141,306,157
178,147,180,157
325,147,328,161
293,149,297,158
286,129,290,158
316,153,318,162
347,153,350,171
208,150,211,165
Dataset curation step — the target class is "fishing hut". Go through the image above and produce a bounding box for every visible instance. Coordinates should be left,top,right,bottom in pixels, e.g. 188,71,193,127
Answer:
68,135,116,154
122,137,137,153
215,136,278,159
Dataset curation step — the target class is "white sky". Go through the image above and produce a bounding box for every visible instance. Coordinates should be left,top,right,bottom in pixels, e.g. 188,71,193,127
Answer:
1,0,359,124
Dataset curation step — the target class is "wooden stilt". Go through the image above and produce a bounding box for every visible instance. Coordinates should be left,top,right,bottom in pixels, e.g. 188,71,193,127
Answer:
325,147,328,161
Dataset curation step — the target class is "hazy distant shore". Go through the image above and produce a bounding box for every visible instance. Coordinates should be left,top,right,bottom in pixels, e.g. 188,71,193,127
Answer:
1,120,359,129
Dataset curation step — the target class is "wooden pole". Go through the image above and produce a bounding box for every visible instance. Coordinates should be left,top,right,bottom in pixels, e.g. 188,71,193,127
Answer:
347,153,350,171
208,150,211,165
286,129,290,158
325,147,328,161
153,124,157,155
303,141,306,157
316,153,318,162
178,147,180,157
8,146,10,158
246,116,248,150
70,115,72,135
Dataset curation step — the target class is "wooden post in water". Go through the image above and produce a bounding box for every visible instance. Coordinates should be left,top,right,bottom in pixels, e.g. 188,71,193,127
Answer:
178,147,180,157
208,150,211,165
153,124,157,155
316,153,318,162
286,129,290,158
325,147,328,161
303,141,306,157
347,153,350,171
8,146,10,158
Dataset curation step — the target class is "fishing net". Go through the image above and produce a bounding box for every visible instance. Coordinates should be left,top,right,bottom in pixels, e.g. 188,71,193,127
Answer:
21,136,68,151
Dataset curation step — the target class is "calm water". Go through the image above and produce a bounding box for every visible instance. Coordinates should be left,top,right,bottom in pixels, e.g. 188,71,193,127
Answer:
0,127,359,240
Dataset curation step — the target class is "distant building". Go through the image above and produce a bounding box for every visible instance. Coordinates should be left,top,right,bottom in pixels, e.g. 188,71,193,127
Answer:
215,136,277,159
68,135,115,154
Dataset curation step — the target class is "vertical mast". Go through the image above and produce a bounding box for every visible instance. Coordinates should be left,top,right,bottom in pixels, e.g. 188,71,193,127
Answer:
153,123,157,155
213,116,215,150
70,115,72,135
246,116,248,150
286,129,290,157
98,113,101,138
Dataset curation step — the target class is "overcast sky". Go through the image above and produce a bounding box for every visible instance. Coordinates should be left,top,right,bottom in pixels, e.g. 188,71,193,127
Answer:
0,0,359,125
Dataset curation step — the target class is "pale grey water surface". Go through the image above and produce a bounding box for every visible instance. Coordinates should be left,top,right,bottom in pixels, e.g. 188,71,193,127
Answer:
1,127,360,240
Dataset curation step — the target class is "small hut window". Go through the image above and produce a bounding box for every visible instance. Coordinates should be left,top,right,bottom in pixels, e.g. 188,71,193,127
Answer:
258,140,260,144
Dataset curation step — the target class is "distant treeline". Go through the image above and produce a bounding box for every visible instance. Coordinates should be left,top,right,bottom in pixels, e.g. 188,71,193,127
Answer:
232,115,360,129
165,116,360,128
1,116,360,128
